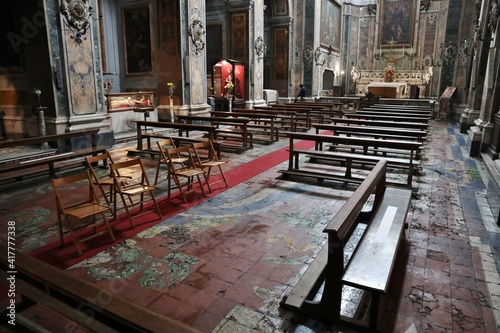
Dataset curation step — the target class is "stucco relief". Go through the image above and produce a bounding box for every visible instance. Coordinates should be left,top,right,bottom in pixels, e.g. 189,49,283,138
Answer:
60,0,93,44
66,34,97,115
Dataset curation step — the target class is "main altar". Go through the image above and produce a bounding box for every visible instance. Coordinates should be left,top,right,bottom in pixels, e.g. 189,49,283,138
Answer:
350,39,433,99
353,69,431,98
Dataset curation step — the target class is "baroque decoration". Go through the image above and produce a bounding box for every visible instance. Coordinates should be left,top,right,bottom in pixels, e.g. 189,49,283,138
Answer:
443,41,458,66
60,0,93,44
303,45,314,65
315,47,325,66
189,19,205,56
255,36,266,61
489,0,499,33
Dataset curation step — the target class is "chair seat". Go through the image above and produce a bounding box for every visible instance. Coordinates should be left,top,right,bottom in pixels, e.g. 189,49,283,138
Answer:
121,184,158,196
67,202,112,219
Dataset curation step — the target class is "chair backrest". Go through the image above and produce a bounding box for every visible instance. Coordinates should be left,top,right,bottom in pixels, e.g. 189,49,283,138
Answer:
51,171,96,213
165,146,195,172
110,157,151,188
85,152,116,180
191,140,218,164
157,138,177,162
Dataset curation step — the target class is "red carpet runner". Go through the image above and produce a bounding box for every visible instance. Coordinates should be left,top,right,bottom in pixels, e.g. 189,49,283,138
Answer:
29,139,317,268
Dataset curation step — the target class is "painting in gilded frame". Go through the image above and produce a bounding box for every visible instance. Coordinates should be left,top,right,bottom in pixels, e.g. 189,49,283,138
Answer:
320,0,341,51
122,4,154,75
379,0,416,47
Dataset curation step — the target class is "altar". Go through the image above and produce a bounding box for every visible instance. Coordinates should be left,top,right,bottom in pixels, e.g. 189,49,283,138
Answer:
366,82,407,98
353,69,430,98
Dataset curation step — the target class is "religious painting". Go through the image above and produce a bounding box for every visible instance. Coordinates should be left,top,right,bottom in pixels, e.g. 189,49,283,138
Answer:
122,4,154,75
379,0,416,47
273,27,289,80
159,0,179,55
320,0,341,51
273,0,288,16
231,12,247,61
206,24,224,74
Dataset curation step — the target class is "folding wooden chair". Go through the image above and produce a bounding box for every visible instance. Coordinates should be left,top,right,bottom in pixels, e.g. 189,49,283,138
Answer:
110,157,162,228
155,138,188,185
190,140,229,192
85,152,130,217
165,146,208,203
51,170,115,256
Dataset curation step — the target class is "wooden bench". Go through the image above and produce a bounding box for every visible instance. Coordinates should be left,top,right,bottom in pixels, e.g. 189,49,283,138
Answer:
252,106,312,131
355,110,432,119
0,129,109,181
209,111,279,144
278,132,423,189
285,101,343,119
176,115,253,152
366,106,432,115
313,123,427,144
127,120,218,157
344,112,430,123
281,160,411,331
330,117,429,132
0,242,199,333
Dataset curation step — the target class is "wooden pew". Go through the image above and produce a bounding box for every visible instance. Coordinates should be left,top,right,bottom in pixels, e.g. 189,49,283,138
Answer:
330,117,429,131
372,103,433,111
278,132,423,189
252,106,312,131
128,120,218,157
281,160,411,331
285,101,343,119
209,111,279,144
0,129,109,182
0,242,199,333
176,115,253,152
356,110,432,119
313,123,427,143
344,112,430,123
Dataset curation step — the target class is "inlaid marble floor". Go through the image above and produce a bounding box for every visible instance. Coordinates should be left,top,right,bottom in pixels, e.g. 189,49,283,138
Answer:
1,117,499,333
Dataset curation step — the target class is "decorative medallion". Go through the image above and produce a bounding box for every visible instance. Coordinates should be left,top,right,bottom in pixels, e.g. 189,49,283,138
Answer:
60,0,93,44
443,41,458,66
189,18,205,56
255,36,266,61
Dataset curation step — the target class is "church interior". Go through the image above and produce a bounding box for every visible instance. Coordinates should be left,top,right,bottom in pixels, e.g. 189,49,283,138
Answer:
1,0,500,332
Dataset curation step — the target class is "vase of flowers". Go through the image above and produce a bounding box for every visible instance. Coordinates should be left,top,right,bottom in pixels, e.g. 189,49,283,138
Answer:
167,82,175,98
224,81,234,99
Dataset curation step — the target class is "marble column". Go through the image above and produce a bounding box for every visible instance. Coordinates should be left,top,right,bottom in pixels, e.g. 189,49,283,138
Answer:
182,0,210,115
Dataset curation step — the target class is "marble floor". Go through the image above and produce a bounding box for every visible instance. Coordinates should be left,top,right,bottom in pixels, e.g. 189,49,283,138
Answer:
1,117,500,333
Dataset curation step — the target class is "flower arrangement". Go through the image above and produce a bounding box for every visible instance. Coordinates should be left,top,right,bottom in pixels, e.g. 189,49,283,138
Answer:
224,81,234,91
167,82,175,98
224,81,234,98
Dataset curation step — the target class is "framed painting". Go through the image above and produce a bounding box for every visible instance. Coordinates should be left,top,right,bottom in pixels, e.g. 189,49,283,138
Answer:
320,0,341,51
122,4,154,75
273,27,288,80
159,0,178,55
379,0,416,48
231,12,247,61
206,23,224,74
